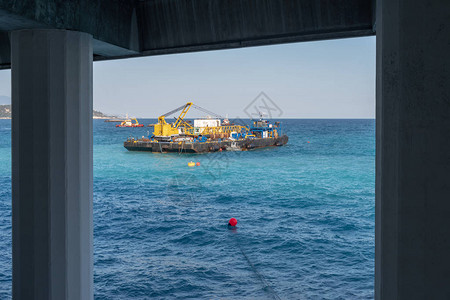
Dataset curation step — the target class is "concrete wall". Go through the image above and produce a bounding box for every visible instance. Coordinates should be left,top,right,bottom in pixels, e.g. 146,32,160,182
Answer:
11,29,93,299
376,0,450,298
0,0,375,68
139,0,374,54
0,31,9,66
0,0,139,51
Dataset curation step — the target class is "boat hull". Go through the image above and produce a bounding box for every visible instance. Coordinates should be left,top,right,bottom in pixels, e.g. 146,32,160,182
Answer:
124,135,288,153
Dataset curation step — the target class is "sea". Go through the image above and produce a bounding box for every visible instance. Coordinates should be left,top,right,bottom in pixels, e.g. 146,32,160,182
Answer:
0,119,375,299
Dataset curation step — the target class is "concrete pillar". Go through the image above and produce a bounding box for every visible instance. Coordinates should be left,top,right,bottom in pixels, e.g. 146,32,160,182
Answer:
376,1,450,299
11,30,93,299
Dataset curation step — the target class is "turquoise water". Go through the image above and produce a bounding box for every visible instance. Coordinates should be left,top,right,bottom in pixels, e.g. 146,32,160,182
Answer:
0,119,375,299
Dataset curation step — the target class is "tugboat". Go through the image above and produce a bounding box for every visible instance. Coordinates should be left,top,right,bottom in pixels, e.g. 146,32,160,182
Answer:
116,114,144,127
123,102,288,153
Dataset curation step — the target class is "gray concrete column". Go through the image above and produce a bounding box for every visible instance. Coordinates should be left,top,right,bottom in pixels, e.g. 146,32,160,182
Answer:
11,29,93,299
376,1,450,299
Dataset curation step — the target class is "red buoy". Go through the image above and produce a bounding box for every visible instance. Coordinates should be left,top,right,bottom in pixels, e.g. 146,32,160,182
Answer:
228,218,237,227
196,162,201,166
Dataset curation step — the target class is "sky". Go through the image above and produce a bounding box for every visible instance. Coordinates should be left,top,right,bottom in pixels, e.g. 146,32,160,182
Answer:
0,36,375,118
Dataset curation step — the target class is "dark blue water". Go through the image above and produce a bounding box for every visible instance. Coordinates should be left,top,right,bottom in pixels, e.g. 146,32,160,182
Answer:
0,119,375,299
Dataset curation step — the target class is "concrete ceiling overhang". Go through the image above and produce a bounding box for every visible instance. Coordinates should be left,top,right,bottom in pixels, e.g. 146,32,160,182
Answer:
0,0,376,69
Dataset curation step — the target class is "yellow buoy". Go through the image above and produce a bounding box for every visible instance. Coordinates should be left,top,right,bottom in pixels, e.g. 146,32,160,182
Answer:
188,161,195,167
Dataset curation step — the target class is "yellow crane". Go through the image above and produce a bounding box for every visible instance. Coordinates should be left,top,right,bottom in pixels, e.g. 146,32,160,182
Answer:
151,102,249,138
152,102,193,136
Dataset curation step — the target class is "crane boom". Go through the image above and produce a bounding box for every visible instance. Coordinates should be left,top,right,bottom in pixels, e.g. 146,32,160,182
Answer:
160,104,189,118
173,102,192,128
158,102,192,125
192,104,223,119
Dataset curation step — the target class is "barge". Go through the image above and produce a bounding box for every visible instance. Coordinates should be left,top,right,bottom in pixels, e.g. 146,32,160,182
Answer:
123,102,288,153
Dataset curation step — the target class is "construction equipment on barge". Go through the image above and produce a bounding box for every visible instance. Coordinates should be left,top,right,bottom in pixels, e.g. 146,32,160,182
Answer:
116,114,144,127
124,102,288,153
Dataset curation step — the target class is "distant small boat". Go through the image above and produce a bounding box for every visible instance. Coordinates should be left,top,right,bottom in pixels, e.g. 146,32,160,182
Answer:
116,117,144,128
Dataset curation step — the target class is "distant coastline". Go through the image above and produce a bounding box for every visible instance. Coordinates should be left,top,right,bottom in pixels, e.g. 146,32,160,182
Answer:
93,110,113,119
0,105,113,120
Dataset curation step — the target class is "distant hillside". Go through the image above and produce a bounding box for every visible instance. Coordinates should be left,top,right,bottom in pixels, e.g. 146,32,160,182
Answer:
0,105,112,119
93,110,111,119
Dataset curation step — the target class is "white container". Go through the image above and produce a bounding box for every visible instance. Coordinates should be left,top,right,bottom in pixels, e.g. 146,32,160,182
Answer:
194,119,221,128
